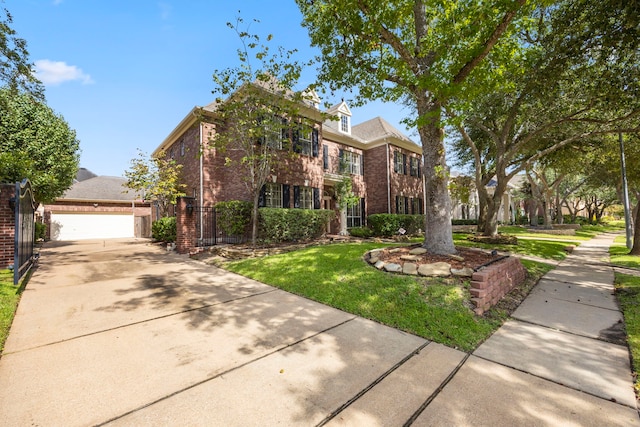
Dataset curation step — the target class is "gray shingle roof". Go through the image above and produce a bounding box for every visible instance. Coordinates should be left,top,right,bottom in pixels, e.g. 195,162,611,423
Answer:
351,116,415,145
62,176,137,201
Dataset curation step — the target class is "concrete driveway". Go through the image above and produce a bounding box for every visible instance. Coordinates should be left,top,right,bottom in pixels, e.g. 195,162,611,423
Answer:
0,238,637,426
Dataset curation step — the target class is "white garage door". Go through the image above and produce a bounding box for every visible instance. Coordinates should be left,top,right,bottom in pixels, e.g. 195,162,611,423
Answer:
50,213,134,241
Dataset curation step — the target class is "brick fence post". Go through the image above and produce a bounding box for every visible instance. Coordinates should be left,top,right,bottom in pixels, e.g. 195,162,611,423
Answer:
0,184,16,269
176,196,196,254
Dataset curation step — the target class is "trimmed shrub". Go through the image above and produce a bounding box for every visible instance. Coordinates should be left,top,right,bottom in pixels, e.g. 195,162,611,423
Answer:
348,226,373,238
152,216,176,242
34,221,46,241
368,214,423,237
258,208,334,243
216,200,252,236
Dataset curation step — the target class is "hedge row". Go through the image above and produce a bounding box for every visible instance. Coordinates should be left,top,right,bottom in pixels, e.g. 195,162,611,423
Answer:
368,214,424,237
258,208,334,243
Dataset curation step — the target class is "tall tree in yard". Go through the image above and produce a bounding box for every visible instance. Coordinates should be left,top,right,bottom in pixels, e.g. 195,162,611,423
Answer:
449,0,640,236
296,0,528,254
124,150,186,218
208,18,319,245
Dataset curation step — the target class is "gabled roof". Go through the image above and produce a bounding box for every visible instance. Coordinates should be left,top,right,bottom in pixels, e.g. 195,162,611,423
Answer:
326,100,352,117
75,168,98,182
60,176,138,202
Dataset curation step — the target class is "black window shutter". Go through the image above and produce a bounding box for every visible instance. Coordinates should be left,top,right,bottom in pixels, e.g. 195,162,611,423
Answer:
323,145,329,170
256,115,265,145
338,149,344,173
393,151,399,173
360,198,366,224
313,188,320,209
283,184,290,208
281,117,289,146
419,198,424,214
293,127,301,153
293,185,300,208
403,154,407,175
395,196,399,214
410,197,414,214
418,160,422,178
360,154,364,175
404,197,409,214
259,185,266,207
312,128,319,157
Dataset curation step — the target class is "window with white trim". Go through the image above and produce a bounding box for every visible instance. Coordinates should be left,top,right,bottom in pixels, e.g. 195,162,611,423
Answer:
264,116,284,150
340,114,350,133
396,196,409,214
347,201,362,228
341,150,362,175
410,157,421,177
265,183,283,208
299,186,313,209
298,125,313,156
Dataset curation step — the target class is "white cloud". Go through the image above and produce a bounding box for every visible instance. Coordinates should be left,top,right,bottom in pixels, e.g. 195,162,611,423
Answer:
34,60,94,86
158,2,171,20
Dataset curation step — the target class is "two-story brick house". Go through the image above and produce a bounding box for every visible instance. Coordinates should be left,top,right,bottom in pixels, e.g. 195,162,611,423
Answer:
154,92,424,235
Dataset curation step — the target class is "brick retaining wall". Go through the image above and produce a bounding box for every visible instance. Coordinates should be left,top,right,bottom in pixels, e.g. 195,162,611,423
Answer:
470,257,526,315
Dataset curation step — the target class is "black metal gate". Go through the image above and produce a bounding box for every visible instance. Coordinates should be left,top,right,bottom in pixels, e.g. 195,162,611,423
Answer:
195,206,248,247
14,179,36,285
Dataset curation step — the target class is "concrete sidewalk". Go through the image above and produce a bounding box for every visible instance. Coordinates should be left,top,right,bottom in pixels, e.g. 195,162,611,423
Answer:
0,235,638,426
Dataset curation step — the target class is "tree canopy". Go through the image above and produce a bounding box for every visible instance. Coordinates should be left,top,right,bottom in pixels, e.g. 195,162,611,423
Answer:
124,149,186,218
208,17,319,245
0,7,44,99
0,88,79,203
297,0,531,254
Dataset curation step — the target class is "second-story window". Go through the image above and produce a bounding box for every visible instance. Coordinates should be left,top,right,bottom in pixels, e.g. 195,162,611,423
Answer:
261,115,285,150
296,125,313,156
410,157,421,177
394,151,407,174
340,150,362,175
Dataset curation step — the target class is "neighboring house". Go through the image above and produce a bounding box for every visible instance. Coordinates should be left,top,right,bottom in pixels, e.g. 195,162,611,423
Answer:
154,94,424,235
43,168,151,241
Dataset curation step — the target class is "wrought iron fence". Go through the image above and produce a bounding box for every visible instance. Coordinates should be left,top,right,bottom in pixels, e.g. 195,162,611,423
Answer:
195,206,248,247
14,179,36,285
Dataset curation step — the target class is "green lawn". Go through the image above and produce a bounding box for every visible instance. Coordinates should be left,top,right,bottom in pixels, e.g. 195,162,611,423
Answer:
223,242,553,352
610,236,640,269
452,233,573,261
615,273,640,393
0,270,23,354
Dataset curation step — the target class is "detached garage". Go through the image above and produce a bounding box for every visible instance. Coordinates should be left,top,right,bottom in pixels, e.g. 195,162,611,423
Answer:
43,170,151,241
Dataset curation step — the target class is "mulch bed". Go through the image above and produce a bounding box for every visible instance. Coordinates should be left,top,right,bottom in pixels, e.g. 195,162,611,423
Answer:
375,244,500,270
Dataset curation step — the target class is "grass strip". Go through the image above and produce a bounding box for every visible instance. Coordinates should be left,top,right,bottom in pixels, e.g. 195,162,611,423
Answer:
223,242,551,352
614,273,640,394
0,270,24,354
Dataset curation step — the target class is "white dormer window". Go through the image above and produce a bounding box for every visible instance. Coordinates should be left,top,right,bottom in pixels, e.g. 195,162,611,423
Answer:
340,114,350,133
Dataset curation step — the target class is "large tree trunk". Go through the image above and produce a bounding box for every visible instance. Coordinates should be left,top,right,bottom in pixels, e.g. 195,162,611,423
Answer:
476,190,488,233
631,198,640,255
418,101,455,254
483,197,500,236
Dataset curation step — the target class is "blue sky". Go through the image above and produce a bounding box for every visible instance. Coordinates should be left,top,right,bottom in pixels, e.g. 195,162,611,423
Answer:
7,0,417,178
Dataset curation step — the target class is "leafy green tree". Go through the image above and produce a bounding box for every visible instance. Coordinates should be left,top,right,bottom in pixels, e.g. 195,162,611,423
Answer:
0,7,44,99
0,88,79,203
296,0,529,254
208,17,318,245
124,149,186,218
449,0,640,236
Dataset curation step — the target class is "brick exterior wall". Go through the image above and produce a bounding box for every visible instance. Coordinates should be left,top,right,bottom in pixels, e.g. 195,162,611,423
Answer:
0,184,15,269
470,257,526,315
160,113,423,233
364,145,391,215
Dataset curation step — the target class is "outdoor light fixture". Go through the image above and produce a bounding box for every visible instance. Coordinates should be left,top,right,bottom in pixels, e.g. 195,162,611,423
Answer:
8,197,15,211
186,202,194,215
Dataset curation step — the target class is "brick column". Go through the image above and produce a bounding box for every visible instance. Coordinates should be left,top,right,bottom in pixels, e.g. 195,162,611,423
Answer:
176,196,196,254
0,184,15,269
